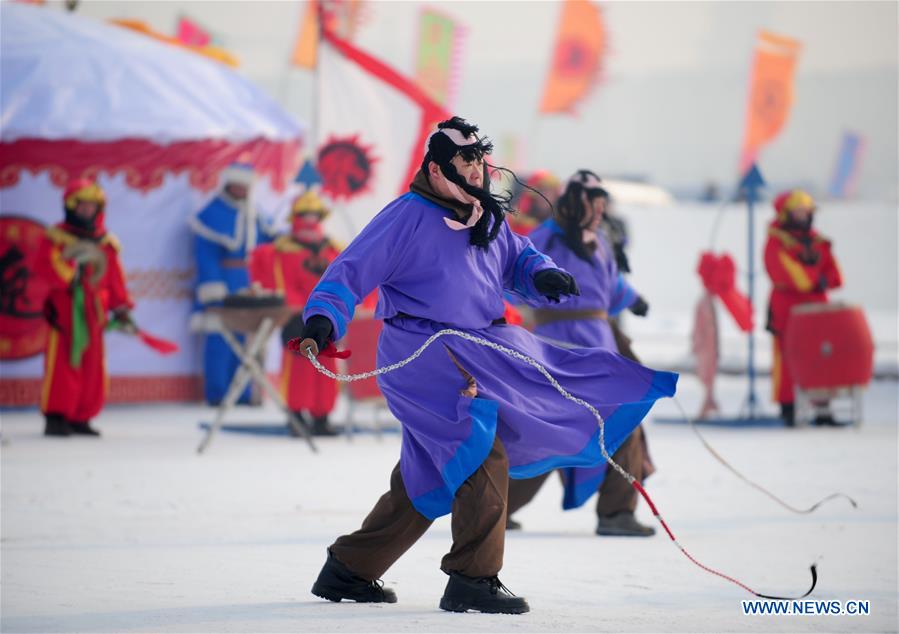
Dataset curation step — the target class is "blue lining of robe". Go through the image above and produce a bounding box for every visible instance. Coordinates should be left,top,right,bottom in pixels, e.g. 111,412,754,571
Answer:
507,369,676,509
512,245,549,300
410,397,499,520
314,281,357,322
609,275,638,316
560,369,676,509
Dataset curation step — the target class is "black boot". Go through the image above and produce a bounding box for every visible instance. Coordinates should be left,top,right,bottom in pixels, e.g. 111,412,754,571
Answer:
780,403,795,427
596,512,656,537
311,415,341,437
311,549,397,603
68,420,101,436
44,414,72,437
439,572,529,614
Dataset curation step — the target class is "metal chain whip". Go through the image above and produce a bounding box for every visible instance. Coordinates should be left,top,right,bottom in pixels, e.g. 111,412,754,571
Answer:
302,328,817,599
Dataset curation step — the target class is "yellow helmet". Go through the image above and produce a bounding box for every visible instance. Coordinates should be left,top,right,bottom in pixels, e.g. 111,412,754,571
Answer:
774,189,816,221
291,190,330,219
64,179,105,211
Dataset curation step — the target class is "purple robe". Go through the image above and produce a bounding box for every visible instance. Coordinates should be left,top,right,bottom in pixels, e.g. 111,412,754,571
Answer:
304,193,676,519
529,218,643,509
528,219,638,350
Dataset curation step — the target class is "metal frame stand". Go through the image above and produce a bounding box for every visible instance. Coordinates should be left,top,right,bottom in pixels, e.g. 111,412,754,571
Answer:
197,314,317,454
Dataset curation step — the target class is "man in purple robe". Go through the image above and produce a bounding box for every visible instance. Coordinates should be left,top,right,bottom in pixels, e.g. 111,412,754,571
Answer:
507,170,657,538
297,119,677,614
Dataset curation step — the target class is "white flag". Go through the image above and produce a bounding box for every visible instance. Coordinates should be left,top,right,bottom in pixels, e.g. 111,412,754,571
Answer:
317,30,447,244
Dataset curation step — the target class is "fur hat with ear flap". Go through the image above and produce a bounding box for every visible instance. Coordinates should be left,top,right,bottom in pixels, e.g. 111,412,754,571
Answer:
220,162,256,189
420,116,515,250
565,169,606,194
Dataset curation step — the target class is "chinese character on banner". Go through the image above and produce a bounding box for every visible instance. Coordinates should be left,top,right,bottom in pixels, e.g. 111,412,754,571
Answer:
0,216,49,360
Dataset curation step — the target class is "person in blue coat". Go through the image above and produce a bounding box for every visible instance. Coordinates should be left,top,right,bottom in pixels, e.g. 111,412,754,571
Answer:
189,163,273,405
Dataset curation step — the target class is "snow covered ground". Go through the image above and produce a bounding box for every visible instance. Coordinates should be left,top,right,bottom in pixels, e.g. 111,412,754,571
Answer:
2,373,896,633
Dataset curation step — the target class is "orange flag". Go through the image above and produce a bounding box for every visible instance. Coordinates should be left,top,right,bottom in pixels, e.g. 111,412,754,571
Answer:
290,0,320,68
539,0,606,114
739,31,802,172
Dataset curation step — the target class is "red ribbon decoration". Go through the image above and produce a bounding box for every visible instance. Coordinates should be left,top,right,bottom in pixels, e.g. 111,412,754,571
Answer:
136,329,179,355
286,337,352,359
503,301,524,326
697,252,754,332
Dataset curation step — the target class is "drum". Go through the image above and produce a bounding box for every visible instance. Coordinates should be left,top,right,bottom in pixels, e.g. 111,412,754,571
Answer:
784,302,874,390
343,316,383,401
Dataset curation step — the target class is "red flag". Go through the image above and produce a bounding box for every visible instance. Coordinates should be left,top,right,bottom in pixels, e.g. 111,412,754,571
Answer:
176,16,211,47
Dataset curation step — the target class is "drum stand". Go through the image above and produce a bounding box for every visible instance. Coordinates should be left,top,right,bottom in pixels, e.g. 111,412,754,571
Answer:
196,306,317,454
794,385,864,428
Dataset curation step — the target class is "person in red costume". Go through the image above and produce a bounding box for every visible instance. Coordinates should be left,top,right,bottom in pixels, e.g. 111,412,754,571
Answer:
764,189,843,425
508,170,561,236
35,179,135,437
250,190,342,436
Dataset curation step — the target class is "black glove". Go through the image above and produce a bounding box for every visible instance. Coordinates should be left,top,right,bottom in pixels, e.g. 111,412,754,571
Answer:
111,308,138,334
298,315,333,355
815,274,828,293
281,312,305,347
43,301,62,331
798,248,819,266
629,296,649,317
534,269,580,303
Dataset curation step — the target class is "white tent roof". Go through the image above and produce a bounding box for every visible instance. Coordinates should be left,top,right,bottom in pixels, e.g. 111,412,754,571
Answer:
0,3,302,144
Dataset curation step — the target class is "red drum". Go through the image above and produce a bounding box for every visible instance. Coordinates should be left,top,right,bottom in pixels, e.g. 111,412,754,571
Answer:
784,302,874,390
343,316,384,400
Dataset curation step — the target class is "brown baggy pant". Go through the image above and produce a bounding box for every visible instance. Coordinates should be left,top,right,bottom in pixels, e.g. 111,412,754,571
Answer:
329,436,509,581
507,426,649,518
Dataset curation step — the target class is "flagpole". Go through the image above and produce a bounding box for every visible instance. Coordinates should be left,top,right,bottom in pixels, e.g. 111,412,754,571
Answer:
739,164,765,420
312,27,320,157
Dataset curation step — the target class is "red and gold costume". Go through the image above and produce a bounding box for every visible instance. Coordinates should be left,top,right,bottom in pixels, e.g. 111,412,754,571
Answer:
35,180,134,426
764,190,842,405
249,191,341,418
508,170,561,236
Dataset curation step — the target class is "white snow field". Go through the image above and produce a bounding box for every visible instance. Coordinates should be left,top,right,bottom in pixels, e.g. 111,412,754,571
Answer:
1,374,896,633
